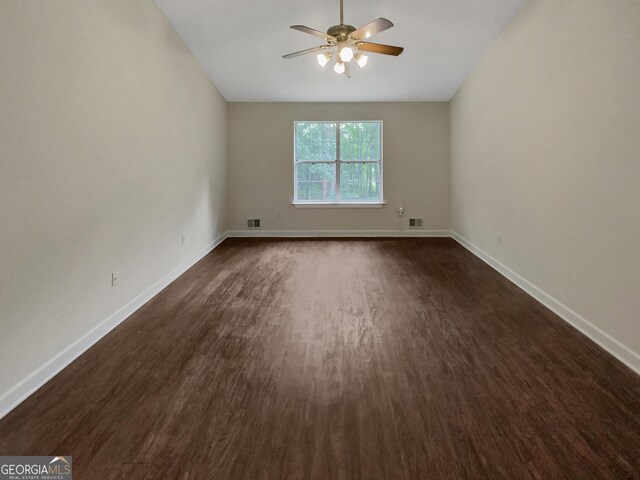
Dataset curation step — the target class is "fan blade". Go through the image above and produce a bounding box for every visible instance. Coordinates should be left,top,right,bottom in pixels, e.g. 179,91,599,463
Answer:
283,46,328,59
351,18,394,39
290,25,334,41
357,42,404,56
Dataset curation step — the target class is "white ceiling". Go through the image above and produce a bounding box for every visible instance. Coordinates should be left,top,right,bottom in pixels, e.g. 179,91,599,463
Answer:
154,0,525,102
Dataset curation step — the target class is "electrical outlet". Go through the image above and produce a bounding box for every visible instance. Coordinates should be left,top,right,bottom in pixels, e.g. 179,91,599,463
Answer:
111,272,119,287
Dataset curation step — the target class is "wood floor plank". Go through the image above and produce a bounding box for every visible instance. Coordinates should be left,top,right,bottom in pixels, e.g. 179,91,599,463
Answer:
0,238,639,479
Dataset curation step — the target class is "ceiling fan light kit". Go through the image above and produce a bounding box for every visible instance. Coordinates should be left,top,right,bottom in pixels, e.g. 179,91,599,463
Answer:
339,44,354,62
354,53,368,68
283,0,404,77
317,52,332,67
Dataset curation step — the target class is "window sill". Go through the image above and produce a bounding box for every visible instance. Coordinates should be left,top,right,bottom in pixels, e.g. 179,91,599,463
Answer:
292,202,386,209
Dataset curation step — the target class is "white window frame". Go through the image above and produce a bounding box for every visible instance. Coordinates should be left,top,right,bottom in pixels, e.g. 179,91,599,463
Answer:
293,121,384,207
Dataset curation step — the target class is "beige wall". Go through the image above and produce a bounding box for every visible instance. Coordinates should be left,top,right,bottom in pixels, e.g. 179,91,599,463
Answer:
451,0,640,358
227,103,450,233
0,0,227,399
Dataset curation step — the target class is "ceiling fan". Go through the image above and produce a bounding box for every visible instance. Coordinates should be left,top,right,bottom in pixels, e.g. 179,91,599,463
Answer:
283,0,404,77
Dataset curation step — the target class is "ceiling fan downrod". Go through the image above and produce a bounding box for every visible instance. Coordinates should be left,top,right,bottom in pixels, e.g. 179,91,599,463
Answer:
328,0,355,39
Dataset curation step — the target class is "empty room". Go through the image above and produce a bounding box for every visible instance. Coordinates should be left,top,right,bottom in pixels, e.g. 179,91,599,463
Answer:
1,0,639,478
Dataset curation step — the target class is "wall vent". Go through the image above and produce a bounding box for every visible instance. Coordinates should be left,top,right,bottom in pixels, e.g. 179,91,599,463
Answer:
409,218,423,229
247,219,261,229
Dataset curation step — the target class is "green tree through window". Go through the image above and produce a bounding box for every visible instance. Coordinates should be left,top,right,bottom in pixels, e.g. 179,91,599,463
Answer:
294,121,382,203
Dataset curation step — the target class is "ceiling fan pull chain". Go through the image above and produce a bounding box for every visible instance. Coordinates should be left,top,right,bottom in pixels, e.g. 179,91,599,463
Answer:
340,0,344,25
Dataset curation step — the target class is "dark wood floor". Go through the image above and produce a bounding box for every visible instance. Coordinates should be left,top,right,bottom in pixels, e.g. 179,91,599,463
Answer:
1,238,639,479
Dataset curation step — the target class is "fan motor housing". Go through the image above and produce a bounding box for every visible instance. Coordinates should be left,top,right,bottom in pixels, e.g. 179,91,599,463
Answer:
327,24,356,40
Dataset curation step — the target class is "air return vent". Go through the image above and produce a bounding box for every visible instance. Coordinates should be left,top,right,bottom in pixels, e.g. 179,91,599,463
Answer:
247,219,261,229
409,218,423,228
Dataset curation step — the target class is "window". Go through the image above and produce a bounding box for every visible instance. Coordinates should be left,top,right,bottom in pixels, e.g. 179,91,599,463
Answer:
294,121,383,204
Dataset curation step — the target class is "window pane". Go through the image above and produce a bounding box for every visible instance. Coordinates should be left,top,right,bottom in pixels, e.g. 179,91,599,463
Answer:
340,162,382,202
296,122,337,161
296,163,337,201
340,122,381,161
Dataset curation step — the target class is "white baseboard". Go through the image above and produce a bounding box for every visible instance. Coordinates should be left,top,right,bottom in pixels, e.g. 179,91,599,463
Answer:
451,231,640,375
0,232,228,420
226,229,452,238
